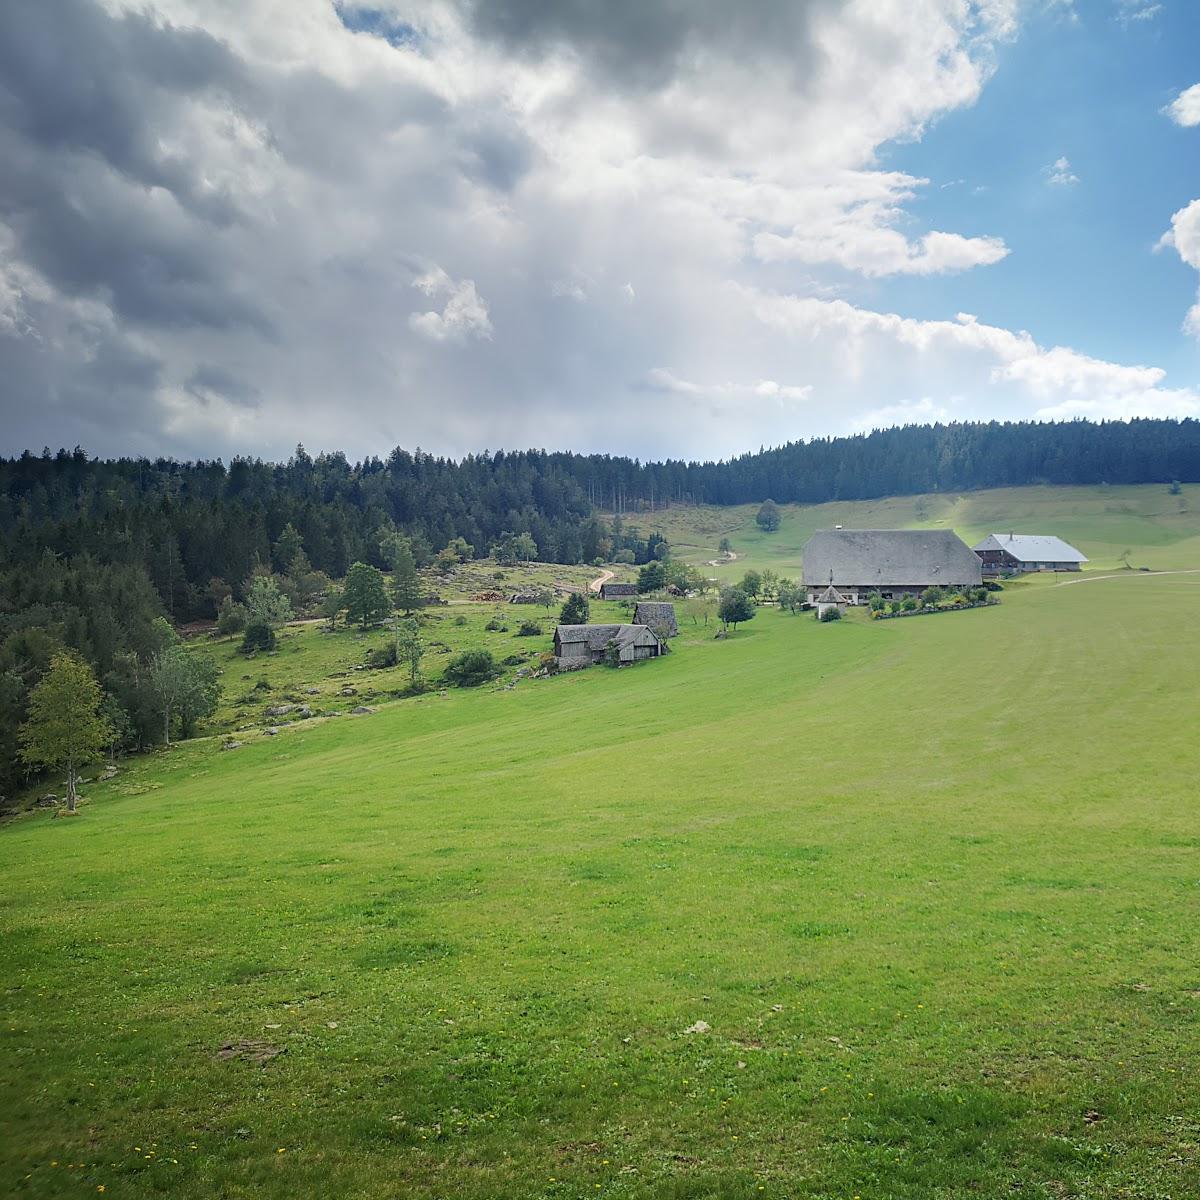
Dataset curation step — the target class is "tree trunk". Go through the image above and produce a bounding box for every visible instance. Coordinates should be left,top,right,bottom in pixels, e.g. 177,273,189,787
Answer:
66,765,77,814
164,705,171,747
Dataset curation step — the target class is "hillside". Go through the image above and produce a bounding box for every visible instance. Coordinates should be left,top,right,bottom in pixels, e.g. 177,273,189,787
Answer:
3,489,1200,1198
647,483,1200,584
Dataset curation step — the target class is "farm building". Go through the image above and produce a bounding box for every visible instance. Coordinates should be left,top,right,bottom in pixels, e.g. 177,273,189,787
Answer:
599,581,638,600
508,592,545,604
553,624,664,667
972,533,1088,574
815,584,848,619
802,529,982,605
633,601,678,637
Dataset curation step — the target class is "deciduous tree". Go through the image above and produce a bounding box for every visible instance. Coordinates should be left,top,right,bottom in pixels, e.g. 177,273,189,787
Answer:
18,653,111,813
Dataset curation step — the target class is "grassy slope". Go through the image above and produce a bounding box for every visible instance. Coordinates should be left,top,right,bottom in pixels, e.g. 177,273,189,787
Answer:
647,483,1200,583
2,491,1200,1197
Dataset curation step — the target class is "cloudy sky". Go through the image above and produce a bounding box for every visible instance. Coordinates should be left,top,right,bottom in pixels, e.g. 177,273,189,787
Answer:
1,0,1199,463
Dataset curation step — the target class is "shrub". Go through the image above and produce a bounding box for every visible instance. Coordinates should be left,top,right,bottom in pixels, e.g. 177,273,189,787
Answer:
484,617,508,632
454,615,468,626
889,600,903,614
366,641,398,669
867,591,885,612
241,620,276,654
217,596,248,636
818,607,841,622
901,597,918,612
920,586,945,608
444,649,499,687
516,620,541,637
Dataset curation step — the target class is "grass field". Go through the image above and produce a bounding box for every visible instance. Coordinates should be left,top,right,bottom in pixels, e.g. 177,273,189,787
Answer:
639,483,1200,585
4,488,1200,1198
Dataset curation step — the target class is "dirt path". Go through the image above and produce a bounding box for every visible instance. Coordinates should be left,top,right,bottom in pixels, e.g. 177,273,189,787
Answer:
705,550,739,568
1052,568,1200,587
589,568,615,594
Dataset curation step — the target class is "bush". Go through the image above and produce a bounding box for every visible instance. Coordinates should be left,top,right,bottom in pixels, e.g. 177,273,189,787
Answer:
444,649,499,687
217,596,248,636
454,615,468,626
888,600,903,614
867,591,885,612
241,620,276,654
516,620,541,637
901,597,918,612
485,617,508,632
366,641,398,669
920,586,945,608
818,607,841,622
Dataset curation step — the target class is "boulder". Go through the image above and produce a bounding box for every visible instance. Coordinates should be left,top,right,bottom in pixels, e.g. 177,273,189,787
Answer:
264,727,280,737
351,705,374,715
296,706,314,719
339,686,358,697
221,741,243,751
303,687,320,695
36,794,59,807
265,704,293,717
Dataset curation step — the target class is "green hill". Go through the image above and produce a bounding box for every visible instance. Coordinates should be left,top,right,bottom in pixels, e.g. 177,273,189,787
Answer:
648,482,1200,583
3,485,1200,1198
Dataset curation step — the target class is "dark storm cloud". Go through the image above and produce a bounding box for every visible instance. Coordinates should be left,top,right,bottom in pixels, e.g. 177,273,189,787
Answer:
457,0,831,90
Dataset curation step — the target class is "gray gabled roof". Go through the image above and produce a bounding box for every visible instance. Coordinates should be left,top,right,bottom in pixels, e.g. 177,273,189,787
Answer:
599,581,638,596
554,623,660,651
972,533,1088,563
817,584,847,603
633,602,678,634
802,529,982,586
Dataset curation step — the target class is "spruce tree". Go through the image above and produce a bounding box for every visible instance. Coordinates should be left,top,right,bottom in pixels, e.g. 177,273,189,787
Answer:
390,542,424,615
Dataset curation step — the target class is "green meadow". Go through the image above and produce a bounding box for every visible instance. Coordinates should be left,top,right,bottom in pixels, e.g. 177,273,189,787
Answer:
651,483,1200,583
3,486,1200,1198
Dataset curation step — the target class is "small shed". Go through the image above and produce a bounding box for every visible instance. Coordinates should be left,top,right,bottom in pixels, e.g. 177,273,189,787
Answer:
633,601,678,638
599,581,638,600
816,583,848,620
553,623,664,667
509,592,544,604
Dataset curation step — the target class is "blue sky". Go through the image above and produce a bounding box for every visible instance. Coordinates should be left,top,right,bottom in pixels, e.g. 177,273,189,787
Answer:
883,1,1199,373
1,0,1199,461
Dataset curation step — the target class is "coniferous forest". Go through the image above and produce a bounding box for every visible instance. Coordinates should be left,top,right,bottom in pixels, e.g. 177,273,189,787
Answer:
2,416,1199,797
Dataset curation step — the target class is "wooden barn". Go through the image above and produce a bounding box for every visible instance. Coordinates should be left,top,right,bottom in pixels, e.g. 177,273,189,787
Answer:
633,601,678,637
553,624,663,667
599,581,638,601
972,533,1088,574
802,529,982,605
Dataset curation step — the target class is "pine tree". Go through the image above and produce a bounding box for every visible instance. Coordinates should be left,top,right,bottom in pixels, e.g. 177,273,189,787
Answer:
19,653,111,813
560,592,590,625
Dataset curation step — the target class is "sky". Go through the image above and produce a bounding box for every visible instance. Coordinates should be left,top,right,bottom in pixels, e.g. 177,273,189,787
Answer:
1,0,1199,464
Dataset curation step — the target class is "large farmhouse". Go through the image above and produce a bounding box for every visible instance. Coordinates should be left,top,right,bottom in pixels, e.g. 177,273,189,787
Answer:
972,533,1087,574
554,623,664,667
802,529,982,605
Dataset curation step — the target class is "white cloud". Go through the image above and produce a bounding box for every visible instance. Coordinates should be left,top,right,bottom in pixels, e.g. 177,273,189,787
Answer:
644,368,811,403
1164,83,1200,128
1046,156,1080,186
1116,1,1162,25
409,267,493,344
743,288,1200,425
1158,200,1200,338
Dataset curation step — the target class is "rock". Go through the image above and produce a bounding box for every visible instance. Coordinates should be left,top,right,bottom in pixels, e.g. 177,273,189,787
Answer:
714,630,728,640
339,686,357,697
36,794,59,808
351,705,374,715
221,741,243,751
295,706,314,719
264,727,280,737
303,687,320,695
265,705,293,717
683,1020,711,1034
101,766,118,779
